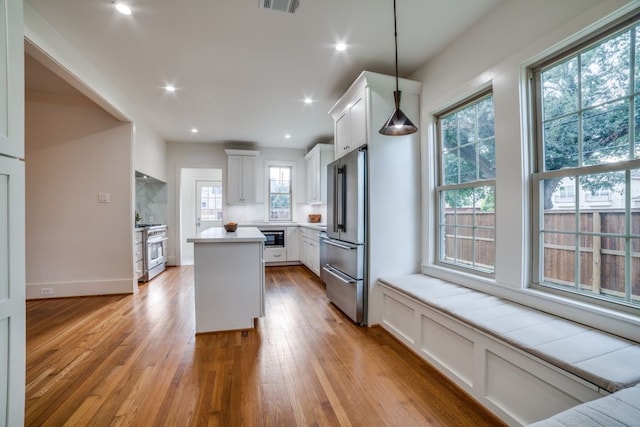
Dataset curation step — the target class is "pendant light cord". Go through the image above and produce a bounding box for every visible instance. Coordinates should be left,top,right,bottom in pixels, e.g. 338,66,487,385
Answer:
393,0,399,93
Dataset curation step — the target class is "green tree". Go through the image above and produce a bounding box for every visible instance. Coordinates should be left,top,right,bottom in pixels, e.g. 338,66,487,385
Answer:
538,28,633,209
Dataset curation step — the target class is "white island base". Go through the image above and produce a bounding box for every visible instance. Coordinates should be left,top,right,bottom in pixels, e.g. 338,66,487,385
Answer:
187,227,265,333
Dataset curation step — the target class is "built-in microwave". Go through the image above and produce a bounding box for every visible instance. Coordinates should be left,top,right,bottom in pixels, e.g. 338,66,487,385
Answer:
262,230,285,247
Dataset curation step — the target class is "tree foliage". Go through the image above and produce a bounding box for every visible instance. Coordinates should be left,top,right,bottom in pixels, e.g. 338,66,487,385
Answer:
539,27,637,208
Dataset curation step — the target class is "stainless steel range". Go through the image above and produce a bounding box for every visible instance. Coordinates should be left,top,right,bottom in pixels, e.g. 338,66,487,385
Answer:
139,224,168,281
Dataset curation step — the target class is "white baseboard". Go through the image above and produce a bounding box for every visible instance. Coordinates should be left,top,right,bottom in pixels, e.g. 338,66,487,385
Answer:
26,278,136,299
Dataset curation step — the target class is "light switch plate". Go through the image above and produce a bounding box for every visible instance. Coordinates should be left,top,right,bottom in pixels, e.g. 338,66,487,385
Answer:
98,192,110,203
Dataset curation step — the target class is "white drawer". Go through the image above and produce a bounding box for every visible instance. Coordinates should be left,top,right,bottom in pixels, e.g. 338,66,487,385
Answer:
264,247,286,262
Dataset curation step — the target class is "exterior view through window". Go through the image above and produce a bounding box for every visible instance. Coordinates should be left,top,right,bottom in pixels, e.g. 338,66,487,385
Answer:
269,166,292,221
436,93,496,274
532,19,640,308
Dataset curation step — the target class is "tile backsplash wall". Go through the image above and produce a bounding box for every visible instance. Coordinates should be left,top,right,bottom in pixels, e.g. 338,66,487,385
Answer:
136,176,167,224
225,203,326,225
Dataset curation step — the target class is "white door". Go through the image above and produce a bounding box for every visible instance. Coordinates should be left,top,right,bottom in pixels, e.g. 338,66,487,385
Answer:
0,0,26,424
180,168,223,265
196,180,223,233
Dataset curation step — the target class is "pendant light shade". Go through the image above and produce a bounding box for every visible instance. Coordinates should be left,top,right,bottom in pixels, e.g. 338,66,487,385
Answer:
379,0,418,136
379,90,418,135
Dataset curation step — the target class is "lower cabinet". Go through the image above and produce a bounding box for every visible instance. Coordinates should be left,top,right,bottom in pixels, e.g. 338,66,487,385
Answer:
299,227,320,276
286,227,299,261
264,247,286,262
134,230,143,280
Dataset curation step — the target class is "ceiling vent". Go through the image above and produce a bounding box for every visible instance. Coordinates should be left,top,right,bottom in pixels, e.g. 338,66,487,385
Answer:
260,0,300,14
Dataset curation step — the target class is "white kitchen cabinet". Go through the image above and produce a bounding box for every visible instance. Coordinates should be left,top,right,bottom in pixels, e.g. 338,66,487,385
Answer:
264,247,286,262
134,230,144,279
332,92,366,159
286,227,299,261
225,149,259,205
299,226,321,276
187,227,265,333
304,143,334,204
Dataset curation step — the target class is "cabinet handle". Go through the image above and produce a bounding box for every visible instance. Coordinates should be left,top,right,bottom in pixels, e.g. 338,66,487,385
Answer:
344,145,350,150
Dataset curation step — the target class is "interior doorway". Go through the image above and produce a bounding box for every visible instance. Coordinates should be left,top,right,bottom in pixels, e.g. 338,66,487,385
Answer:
180,168,223,265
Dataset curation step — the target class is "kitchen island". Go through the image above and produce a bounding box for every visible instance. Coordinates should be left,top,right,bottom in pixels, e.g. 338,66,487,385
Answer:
187,227,265,333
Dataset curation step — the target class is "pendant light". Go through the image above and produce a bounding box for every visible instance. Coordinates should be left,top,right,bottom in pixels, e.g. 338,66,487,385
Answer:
379,0,418,136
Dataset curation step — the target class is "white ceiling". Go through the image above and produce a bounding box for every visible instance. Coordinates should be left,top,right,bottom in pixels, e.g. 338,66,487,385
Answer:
24,0,502,150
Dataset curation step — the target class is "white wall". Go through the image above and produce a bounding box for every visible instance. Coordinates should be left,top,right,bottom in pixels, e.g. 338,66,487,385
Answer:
25,95,135,298
413,0,640,340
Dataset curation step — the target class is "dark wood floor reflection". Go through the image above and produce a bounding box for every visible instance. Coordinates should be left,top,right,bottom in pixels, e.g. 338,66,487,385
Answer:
25,265,504,426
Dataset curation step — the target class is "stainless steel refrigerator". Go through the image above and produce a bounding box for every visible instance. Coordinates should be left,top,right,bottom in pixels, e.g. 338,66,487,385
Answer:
320,147,367,324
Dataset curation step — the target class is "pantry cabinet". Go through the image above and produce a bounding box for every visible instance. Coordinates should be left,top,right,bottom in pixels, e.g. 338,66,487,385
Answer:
225,149,259,205
304,143,334,204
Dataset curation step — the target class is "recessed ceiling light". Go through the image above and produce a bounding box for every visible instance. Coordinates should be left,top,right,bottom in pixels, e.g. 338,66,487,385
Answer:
164,85,176,93
113,1,132,15
285,134,292,139
335,42,347,52
304,97,313,104
191,128,199,134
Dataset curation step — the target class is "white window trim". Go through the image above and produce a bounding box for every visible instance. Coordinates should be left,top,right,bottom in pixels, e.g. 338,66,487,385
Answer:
434,91,497,277
264,160,296,222
420,6,640,343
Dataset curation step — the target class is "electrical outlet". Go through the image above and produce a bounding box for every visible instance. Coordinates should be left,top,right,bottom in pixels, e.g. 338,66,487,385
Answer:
40,287,54,296
98,192,110,203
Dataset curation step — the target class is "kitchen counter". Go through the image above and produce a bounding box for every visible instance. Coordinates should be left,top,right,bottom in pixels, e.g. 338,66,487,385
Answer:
298,223,326,231
187,226,265,333
238,222,327,231
187,226,265,243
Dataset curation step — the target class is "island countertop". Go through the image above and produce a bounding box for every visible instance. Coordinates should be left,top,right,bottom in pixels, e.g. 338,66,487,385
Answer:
187,226,266,243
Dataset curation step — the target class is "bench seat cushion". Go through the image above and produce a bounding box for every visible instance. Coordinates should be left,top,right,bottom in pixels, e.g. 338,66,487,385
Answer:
379,274,640,393
528,383,640,426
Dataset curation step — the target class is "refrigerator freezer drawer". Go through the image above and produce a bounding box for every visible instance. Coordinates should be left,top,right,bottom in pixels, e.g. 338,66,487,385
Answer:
323,266,364,324
321,237,364,279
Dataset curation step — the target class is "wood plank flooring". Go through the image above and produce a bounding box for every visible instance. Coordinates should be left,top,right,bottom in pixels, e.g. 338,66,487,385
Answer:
25,265,504,426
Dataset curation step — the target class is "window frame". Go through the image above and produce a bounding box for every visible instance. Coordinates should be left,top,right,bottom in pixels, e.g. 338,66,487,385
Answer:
266,162,294,222
529,16,640,312
434,89,497,277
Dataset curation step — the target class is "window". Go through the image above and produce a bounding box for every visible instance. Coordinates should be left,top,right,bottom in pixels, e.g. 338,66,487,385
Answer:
269,166,292,221
199,181,223,221
531,19,640,309
436,92,496,274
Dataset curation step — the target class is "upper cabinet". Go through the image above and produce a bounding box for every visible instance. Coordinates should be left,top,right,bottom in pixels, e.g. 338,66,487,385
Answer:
225,149,259,205
304,143,334,205
333,92,366,159
328,71,421,160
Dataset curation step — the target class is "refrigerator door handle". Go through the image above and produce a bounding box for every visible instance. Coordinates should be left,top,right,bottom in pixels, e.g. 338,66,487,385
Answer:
337,165,346,231
332,165,339,233
324,239,357,251
323,265,356,284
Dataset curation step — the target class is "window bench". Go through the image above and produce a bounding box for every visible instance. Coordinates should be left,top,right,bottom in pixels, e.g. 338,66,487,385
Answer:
377,274,640,426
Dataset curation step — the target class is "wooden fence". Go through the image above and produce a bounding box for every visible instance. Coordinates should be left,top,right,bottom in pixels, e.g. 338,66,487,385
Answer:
443,210,640,299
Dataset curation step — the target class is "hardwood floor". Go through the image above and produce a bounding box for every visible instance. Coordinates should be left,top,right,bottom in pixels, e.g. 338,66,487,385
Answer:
26,266,504,426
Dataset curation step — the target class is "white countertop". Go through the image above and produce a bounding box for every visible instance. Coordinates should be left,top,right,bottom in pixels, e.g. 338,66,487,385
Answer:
240,222,327,231
187,226,266,243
